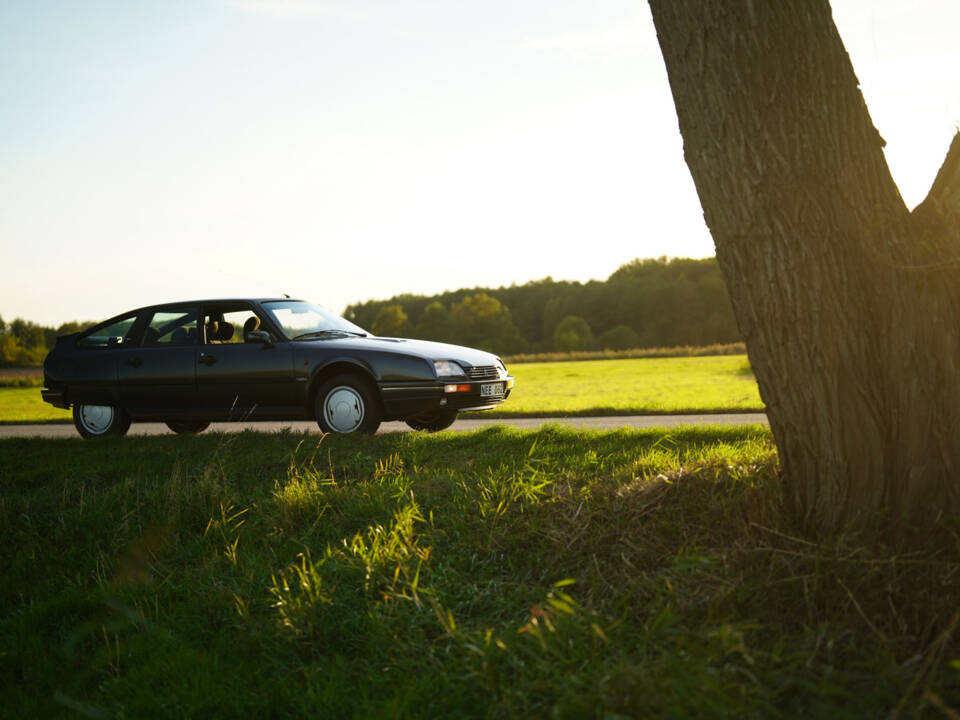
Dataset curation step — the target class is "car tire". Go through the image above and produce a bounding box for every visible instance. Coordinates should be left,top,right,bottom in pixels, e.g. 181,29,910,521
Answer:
166,421,211,435
314,374,382,435
72,403,132,439
405,409,458,432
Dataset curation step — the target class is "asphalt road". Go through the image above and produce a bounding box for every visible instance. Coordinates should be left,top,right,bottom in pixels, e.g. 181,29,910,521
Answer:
0,413,768,438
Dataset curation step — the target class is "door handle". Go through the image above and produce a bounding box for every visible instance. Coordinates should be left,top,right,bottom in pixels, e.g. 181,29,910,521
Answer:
199,353,217,366
125,357,142,368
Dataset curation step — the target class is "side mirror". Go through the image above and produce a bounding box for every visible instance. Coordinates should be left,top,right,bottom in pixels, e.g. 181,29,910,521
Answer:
246,330,273,347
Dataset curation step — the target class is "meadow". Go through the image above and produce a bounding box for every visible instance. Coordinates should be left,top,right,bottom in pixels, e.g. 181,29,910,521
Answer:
0,387,71,423
490,355,761,416
2,426,958,717
0,355,762,424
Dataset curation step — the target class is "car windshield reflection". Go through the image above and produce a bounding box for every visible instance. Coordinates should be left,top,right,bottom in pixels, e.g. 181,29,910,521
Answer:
262,301,368,340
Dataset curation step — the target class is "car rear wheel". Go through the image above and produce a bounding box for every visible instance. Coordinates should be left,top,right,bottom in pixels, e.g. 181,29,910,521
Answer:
166,421,211,435
72,403,132,439
315,374,382,435
405,409,458,432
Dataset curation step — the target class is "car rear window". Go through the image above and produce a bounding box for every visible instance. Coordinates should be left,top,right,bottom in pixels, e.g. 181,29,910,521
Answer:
77,314,138,348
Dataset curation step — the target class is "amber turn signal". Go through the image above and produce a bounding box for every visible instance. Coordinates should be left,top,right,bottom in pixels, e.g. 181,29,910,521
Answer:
444,384,473,393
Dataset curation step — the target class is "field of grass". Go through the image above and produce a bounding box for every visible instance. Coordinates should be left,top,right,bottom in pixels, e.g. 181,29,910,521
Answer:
491,355,761,416
0,387,71,423
2,426,958,717
0,355,762,424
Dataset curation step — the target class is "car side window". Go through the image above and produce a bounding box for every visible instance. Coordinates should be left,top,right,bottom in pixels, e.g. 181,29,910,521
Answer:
77,313,139,348
203,308,263,344
142,309,198,347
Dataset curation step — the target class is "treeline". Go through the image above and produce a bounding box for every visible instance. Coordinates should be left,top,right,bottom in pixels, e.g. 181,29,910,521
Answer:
0,316,92,366
345,256,741,356
2,257,741,365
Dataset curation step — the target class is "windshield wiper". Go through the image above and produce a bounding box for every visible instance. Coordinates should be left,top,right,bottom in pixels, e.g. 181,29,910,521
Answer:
292,329,367,340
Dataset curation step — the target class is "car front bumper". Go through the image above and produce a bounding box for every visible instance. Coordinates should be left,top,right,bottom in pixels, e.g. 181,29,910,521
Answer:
380,376,514,419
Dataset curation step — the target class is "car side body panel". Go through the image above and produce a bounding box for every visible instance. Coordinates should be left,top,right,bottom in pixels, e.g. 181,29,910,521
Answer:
117,344,197,413
196,341,297,419
46,341,122,406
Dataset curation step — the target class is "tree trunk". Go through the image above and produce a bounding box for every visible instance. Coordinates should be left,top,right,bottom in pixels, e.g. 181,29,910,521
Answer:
647,0,960,530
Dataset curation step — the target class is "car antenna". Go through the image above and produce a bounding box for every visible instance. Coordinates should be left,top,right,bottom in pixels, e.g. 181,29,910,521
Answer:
283,293,290,298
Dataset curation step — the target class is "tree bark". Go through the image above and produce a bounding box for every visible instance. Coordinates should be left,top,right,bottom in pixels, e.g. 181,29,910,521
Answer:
647,0,960,530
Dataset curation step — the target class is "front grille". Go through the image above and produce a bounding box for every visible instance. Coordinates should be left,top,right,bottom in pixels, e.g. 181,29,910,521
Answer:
467,365,499,380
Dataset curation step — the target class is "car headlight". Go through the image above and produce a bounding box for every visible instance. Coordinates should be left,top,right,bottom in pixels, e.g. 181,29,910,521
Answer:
434,360,465,377
497,359,508,377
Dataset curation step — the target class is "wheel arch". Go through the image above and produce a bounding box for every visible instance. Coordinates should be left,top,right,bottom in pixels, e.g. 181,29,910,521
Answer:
306,360,382,419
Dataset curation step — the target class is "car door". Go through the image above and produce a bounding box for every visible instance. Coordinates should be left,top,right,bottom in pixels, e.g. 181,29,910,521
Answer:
196,303,296,418
117,306,200,415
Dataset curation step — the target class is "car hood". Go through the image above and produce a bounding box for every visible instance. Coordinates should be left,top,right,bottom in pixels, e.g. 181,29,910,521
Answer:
308,336,501,367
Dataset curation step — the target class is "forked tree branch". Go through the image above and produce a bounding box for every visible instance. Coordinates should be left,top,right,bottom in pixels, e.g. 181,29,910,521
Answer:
913,131,960,234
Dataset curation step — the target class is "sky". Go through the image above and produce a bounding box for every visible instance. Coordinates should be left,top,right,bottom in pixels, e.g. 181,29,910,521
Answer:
1,0,958,327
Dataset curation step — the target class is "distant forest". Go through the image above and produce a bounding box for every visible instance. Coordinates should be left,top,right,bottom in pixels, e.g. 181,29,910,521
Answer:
344,256,742,356
0,317,91,367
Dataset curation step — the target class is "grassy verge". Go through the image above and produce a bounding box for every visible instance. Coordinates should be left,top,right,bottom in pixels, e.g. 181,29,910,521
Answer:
0,387,71,423
0,355,762,424
488,355,761,417
504,342,747,364
2,426,957,717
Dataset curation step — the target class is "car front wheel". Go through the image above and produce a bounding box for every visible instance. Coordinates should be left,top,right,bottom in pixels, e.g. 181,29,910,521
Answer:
405,409,458,432
315,374,382,435
166,421,211,435
72,403,132,439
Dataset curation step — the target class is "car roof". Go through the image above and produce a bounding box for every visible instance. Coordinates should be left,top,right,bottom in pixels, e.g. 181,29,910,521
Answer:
133,298,309,311
171,298,306,304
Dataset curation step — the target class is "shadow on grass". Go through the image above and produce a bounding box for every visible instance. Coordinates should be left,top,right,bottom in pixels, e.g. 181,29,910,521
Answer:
2,425,958,718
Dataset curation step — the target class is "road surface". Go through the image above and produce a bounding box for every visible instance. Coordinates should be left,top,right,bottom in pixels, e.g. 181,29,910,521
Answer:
0,414,768,438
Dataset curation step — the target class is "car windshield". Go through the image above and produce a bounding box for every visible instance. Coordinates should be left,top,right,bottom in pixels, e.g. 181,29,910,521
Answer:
262,301,368,340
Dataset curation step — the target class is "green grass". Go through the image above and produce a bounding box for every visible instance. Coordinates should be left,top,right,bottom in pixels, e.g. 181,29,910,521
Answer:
0,387,71,423
2,426,958,718
492,354,762,416
0,355,762,424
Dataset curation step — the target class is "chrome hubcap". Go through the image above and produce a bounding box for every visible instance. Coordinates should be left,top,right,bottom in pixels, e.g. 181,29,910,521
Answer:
323,386,364,433
80,405,114,434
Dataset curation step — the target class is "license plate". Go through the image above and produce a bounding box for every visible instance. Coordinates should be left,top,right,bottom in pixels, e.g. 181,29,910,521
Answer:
480,382,505,397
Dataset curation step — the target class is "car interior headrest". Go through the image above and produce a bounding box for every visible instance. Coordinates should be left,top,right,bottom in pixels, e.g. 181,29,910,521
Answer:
215,321,234,342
